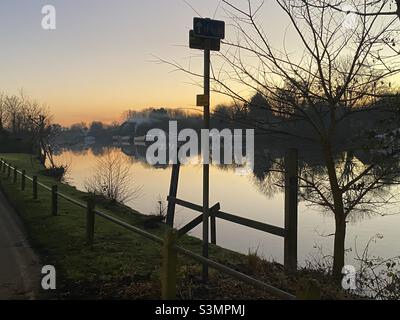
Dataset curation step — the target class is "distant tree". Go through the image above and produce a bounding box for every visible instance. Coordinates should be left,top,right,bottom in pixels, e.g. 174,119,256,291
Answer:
248,93,274,124
84,147,142,204
3,94,21,133
0,93,8,131
88,121,104,136
70,122,87,135
122,109,138,121
26,101,54,165
213,104,235,125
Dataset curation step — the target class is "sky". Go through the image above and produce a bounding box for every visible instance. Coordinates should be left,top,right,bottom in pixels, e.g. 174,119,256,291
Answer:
0,1,305,126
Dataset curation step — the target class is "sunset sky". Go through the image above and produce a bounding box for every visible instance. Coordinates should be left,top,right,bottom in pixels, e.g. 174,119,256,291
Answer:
0,1,319,126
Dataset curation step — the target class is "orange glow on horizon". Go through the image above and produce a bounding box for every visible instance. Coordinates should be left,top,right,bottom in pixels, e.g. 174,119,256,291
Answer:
52,97,231,127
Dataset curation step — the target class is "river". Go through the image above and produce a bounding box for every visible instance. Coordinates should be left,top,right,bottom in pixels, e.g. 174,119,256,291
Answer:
53,146,400,269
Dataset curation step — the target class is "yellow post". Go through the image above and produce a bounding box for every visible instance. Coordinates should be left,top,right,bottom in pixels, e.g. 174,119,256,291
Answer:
296,278,321,300
161,229,177,300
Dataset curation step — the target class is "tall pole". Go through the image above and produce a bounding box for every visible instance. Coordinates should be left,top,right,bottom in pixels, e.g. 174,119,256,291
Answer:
202,39,210,282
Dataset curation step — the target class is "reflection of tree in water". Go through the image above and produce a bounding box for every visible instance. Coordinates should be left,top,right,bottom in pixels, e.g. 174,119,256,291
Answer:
59,141,400,221
56,128,400,280
57,131,400,233
251,164,282,199
249,145,400,225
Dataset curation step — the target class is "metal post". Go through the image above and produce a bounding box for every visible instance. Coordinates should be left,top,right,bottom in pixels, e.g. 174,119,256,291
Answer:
86,200,95,246
284,148,298,272
202,39,211,282
166,164,180,227
21,170,26,191
52,185,58,216
33,176,38,200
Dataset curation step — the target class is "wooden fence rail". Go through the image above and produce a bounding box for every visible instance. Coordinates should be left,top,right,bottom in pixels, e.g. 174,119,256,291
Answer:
166,148,299,272
0,158,315,300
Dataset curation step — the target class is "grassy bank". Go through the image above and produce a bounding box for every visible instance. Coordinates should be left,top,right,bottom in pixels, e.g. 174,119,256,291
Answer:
0,153,350,299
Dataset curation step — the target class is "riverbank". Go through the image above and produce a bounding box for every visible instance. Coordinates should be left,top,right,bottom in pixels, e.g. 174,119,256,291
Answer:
0,153,352,299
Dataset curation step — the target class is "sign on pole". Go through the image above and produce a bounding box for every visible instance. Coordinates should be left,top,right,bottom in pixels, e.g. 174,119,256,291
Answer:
196,94,210,106
193,18,225,39
189,30,220,51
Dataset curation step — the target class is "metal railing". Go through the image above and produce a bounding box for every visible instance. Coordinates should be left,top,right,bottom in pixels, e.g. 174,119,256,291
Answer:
0,158,305,300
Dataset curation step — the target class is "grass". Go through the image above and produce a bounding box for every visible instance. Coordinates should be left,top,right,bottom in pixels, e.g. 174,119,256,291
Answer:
0,153,355,300
0,153,248,299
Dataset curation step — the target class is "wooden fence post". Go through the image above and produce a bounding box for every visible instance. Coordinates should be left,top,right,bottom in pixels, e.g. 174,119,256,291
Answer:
86,200,95,247
13,167,17,183
166,164,180,226
2,161,6,174
52,185,58,216
161,229,177,300
32,176,38,200
210,210,217,245
296,278,321,300
210,204,221,245
21,170,26,191
7,164,11,178
284,148,298,272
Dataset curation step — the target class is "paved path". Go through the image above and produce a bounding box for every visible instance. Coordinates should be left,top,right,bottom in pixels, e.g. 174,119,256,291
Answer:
0,191,41,299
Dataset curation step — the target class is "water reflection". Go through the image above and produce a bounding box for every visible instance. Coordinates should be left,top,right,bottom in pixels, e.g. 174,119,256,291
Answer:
53,135,400,223
52,137,400,267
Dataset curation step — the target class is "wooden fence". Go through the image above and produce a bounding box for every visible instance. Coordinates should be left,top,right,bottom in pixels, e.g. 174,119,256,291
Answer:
166,148,299,272
0,157,318,300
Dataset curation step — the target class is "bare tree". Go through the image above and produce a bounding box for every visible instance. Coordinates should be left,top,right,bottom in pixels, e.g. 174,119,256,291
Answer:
223,0,400,278
84,148,142,204
0,93,7,131
3,93,22,133
0,91,56,164
310,0,400,20
166,0,400,278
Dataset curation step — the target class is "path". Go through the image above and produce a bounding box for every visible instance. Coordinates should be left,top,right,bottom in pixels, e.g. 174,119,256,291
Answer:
0,191,40,299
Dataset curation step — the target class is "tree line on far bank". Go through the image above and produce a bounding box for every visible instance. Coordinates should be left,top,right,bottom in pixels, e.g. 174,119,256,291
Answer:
57,90,400,150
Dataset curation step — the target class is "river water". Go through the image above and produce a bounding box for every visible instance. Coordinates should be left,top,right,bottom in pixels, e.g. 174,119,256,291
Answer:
53,147,400,268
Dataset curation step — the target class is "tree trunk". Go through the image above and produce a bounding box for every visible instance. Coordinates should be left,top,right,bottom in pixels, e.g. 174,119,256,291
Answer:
396,1,400,20
322,141,346,279
333,214,346,279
